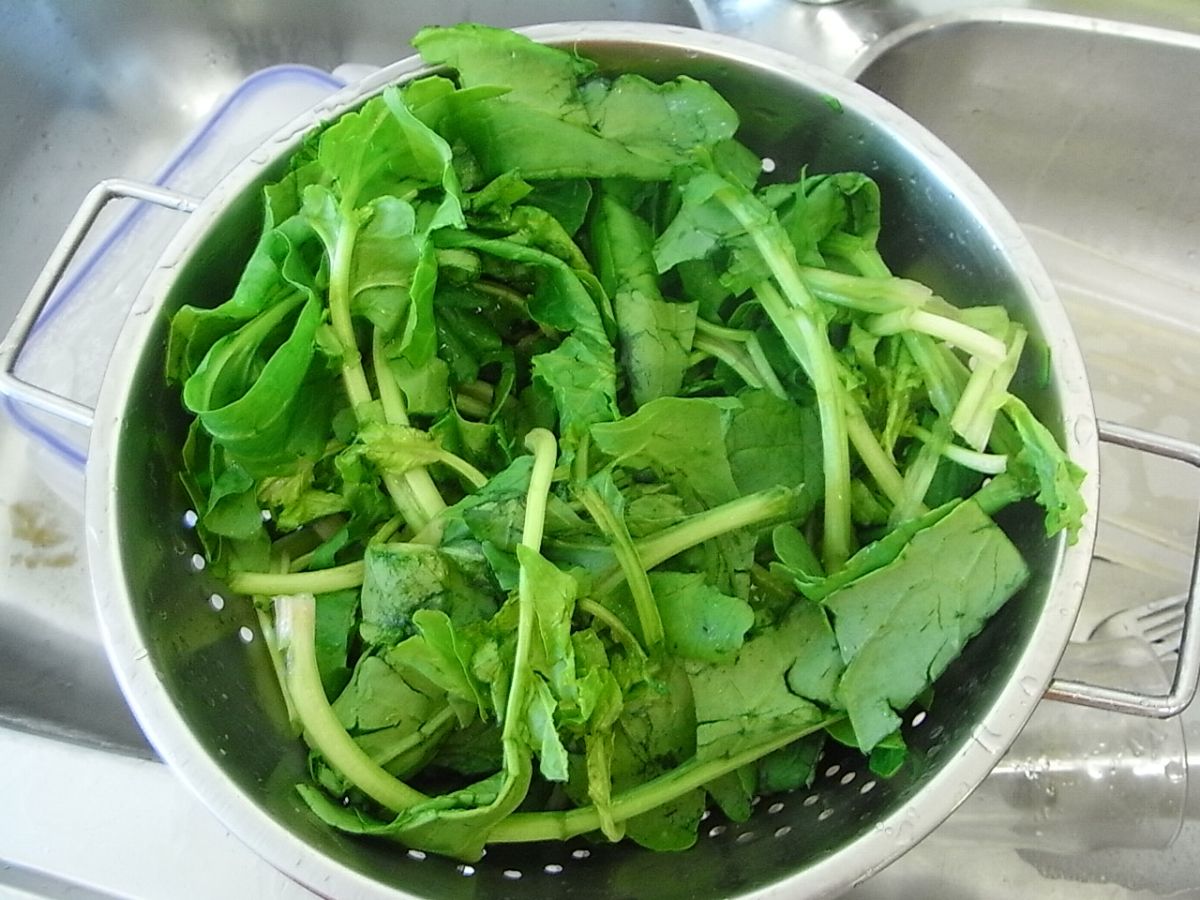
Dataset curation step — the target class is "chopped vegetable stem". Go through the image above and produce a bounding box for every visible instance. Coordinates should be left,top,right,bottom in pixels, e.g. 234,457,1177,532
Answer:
489,715,841,844
276,593,428,812
228,562,365,597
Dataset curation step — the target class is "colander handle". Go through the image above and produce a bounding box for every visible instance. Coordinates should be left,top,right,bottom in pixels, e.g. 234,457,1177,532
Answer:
0,178,200,429
1045,420,1200,717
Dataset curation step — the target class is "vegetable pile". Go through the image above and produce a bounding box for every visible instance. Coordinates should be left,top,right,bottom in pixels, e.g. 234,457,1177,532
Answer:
167,23,1087,860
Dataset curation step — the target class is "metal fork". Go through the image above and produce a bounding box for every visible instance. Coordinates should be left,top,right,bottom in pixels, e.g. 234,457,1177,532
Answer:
1090,593,1188,664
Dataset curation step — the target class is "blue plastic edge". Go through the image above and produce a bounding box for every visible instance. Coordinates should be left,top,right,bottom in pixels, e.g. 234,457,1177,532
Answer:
13,64,346,472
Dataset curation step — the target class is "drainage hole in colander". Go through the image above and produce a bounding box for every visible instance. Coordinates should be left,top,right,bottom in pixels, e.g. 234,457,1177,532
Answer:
802,794,819,807
457,865,475,877
774,826,792,839
544,864,563,875
927,724,944,741
407,849,426,861
571,848,590,860
503,869,523,880
767,801,785,814
708,824,727,838
209,593,225,611
182,509,198,529
817,808,835,822
823,764,840,779
735,830,757,845
238,626,254,643
859,780,877,795
190,553,206,571
761,156,777,173
839,771,856,786
911,710,928,727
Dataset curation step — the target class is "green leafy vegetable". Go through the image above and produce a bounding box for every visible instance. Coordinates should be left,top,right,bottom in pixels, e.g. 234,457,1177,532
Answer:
826,501,1030,750
169,21,1087,862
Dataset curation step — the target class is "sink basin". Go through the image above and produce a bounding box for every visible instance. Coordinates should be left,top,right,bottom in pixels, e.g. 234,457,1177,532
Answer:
852,9,1200,632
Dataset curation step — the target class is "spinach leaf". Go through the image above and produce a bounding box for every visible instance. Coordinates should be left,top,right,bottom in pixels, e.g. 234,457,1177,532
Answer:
826,501,1029,751
687,625,828,761
360,543,499,645
167,213,322,383
651,572,753,663
182,291,336,476
314,588,360,698
333,654,436,734
724,389,823,509
1002,395,1088,543
584,74,739,168
591,396,742,508
413,22,596,124
592,189,697,406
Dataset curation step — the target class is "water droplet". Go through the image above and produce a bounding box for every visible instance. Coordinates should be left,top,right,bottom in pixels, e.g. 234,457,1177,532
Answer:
971,724,1005,755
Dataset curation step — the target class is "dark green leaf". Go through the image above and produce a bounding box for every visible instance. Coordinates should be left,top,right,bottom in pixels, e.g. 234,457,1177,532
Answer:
360,543,500,645
651,571,753,663
314,588,360,698
827,501,1029,751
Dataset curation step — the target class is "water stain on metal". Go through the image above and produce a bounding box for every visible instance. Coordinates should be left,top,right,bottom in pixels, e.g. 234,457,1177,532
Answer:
8,501,78,569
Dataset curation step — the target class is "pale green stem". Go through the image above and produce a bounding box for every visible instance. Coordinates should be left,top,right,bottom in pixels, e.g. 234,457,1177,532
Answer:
843,399,908,508
869,308,1007,365
371,328,447,530
754,281,852,571
594,487,794,597
228,561,365,597
489,716,841,844
276,593,428,813
576,485,664,650
908,424,1009,475
578,598,647,660
501,427,558,750
327,215,373,412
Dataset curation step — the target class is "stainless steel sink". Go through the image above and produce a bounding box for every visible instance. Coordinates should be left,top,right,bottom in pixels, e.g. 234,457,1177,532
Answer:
850,6,1200,642
2,1,1199,897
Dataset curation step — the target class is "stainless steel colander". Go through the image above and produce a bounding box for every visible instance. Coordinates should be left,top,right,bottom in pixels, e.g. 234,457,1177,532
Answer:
5,21,1200,900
